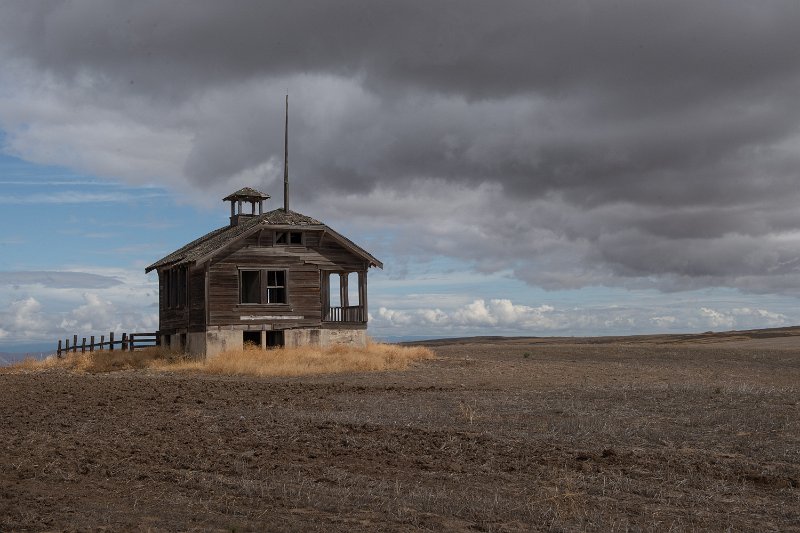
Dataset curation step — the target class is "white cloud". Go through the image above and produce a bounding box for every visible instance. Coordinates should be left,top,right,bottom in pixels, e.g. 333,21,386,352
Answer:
376,298,561,332
370,296,797,338
698,307,736,329
650,315,677,327
0,296,48,339
377,307,415,327
59,293,117,332
0,267,158,347
731,307,789,327
452,299,496,326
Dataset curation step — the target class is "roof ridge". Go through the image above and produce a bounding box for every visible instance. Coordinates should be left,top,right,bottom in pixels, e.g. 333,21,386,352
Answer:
145,208,326,272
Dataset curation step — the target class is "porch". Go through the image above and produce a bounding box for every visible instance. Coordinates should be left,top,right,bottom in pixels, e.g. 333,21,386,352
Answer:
321,271,367,324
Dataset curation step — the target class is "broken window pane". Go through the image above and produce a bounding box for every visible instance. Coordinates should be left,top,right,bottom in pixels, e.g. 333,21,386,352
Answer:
265,270,287,303
266,287,286,303
240,270,260,304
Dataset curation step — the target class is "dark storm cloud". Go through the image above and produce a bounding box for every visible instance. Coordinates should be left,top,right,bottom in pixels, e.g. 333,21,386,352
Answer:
1,1,799,293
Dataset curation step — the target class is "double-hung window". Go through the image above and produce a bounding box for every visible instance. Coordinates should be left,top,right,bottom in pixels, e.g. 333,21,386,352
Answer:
239,269,287,304
265,270,286,303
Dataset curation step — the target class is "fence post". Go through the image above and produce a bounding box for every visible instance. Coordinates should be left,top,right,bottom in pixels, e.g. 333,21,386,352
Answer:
57,339,62,358
81,338,86,354
90,335,95,352
100,335,105,350
65,338,70,353
109,331,115,352
73,335,78,353
121,333,128,351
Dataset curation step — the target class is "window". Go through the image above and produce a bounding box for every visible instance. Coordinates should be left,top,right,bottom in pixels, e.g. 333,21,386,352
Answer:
164,266,187,309
266,270,286,303
275,231,302,245
240,270,260,304
239,269,288,304
177,267,186,307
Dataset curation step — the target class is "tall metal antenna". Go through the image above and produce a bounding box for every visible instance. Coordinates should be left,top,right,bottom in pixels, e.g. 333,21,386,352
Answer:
283,94,289,213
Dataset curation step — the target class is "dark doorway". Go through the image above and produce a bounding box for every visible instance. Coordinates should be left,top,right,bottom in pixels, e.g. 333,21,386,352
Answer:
266,331,284,348
243,330,262,348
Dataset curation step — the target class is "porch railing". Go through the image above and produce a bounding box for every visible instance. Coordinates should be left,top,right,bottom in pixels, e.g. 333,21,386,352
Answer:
324,306,365,323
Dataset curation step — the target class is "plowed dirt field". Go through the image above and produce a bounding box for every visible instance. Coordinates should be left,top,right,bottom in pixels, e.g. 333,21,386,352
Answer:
2,333,799,531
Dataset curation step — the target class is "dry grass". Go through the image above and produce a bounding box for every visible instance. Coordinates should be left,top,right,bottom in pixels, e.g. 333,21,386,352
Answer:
1,346,179,374
162,341,434,376
2,341,434,377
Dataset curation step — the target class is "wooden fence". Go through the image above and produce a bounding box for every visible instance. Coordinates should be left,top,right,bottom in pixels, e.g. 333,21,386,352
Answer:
56,332,159,357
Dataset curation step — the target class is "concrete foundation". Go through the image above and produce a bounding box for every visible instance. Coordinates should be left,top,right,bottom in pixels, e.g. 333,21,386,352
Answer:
167,333,186,353
185,332,207,359
283,328,321,348
204,329,243,358
320,328,367,347
282,328,366,348
169,327,367,359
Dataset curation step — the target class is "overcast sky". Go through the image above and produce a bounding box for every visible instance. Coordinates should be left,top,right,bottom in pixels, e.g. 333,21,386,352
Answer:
1,1,799,351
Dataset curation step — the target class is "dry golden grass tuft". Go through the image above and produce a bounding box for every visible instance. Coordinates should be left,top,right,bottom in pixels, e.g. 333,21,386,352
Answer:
1,346,180,374
2,341,434,377
160,340,434,377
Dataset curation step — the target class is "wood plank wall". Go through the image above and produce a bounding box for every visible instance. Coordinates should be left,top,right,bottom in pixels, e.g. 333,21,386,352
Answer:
205,230,368,329
188,267,206,331
158,270,189,331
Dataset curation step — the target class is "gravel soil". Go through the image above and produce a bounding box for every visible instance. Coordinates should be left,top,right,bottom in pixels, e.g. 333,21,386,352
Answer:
2,334,799,531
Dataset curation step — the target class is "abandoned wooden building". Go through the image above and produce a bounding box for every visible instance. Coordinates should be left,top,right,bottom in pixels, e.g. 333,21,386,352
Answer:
144,186,382,356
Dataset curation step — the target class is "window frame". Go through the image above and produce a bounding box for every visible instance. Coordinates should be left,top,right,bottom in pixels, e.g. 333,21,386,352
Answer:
264,269,287,304
238,269,262,305
164,266,188,309
274,230,303,246
237,268,289,306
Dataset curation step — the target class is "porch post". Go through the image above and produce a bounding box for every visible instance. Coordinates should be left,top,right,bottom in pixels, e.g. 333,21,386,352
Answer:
340,272,349,308
360,271,368,322
321,271,330,320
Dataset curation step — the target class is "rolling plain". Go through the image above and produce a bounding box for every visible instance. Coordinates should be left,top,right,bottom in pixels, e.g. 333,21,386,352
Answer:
2,329,799,531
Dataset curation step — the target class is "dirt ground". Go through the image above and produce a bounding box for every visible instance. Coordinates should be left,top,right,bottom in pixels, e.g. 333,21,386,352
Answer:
2,331,799,531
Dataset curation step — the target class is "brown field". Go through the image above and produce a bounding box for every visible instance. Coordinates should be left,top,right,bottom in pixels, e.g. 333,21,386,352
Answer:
1,329,799,532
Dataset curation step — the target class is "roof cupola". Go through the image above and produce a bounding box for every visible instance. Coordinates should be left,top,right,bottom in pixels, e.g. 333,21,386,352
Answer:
224,187,270,226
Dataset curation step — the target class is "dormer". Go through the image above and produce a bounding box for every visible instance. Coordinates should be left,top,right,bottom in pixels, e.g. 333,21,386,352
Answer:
224,187,271,226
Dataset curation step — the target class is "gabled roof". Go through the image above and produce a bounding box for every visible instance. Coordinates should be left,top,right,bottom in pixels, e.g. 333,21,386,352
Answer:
145,209,382,273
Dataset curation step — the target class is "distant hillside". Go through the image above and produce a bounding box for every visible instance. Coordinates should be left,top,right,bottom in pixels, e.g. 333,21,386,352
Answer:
0,353,20,366
0,351,52,366
404,325,800,346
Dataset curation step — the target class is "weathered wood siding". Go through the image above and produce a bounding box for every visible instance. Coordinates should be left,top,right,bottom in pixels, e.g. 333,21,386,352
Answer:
158,269,188,332
206,229,366,329
188,266,206,331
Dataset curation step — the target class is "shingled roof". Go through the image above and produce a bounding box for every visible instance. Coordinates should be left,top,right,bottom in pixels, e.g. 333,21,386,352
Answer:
223,187,270,201
145,209,382,273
